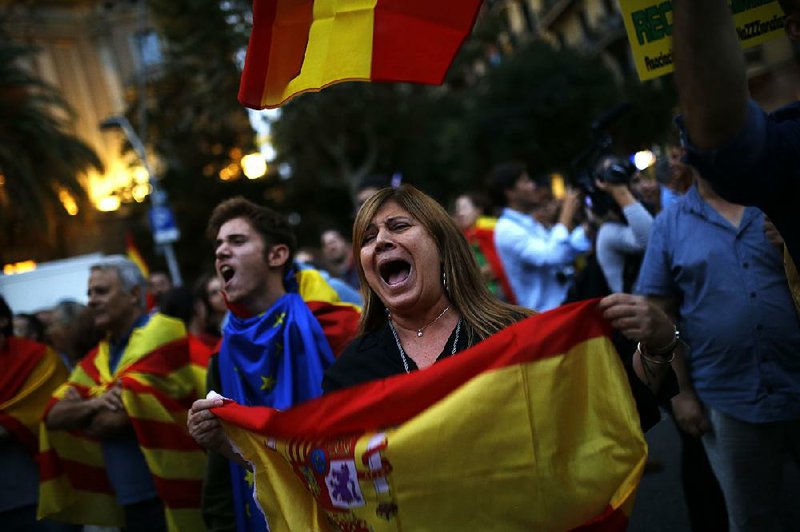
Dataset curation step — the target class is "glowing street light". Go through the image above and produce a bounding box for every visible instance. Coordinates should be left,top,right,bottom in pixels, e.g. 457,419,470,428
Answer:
633,150,656,171
100,116,182,286
241,152,267,180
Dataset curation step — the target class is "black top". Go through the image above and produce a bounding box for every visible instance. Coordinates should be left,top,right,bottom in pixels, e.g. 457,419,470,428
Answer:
323,320,676,433
322,321,472,393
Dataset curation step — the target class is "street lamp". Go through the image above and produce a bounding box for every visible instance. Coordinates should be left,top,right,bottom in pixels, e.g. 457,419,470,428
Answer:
100,115,183,287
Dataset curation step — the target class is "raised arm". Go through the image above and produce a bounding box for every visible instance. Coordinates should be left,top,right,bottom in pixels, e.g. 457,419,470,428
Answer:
672,0,749,150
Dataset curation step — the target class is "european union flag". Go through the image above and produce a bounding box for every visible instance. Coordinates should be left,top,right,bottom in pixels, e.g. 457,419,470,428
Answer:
219,292,336,531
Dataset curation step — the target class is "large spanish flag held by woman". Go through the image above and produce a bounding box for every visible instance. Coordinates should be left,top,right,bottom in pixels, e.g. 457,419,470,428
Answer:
239,0,484,109
213,299,647,530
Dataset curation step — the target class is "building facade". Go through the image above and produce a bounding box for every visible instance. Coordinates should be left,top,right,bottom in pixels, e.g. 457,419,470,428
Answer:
2,0,160,263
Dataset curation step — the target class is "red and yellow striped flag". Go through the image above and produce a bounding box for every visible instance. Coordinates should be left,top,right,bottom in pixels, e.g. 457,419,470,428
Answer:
126,232,150,279
213,299,647,530
468,215,518,304
0,338,68,456
239,0,484,109
38,314,206,531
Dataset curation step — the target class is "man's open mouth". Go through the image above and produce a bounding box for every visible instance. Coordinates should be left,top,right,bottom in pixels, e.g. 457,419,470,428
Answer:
379,260,411,286
219,265,235,283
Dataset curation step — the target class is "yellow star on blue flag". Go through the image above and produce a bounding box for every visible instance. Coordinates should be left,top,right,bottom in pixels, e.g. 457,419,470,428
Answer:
260,375,277,392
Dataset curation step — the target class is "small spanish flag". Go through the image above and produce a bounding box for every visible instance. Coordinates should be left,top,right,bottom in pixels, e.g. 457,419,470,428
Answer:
213,299,647,530
239,0,484,109
125,232,150,279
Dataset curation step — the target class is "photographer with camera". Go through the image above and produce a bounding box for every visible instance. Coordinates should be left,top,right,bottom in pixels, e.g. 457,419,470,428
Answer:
488,162,587,312
593,156,654,294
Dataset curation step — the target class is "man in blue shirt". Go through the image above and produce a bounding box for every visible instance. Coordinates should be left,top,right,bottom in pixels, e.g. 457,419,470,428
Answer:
636,175,800,531
672,0,800,267
488,163,587,311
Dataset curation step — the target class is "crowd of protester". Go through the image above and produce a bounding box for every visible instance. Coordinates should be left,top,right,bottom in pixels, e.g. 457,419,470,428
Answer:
2,3,800,530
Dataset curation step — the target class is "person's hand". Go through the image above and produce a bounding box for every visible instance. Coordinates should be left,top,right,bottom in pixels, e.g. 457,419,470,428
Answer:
594,178,627,194
595,179,635,208
64,387,81,401
187,396,226,452
94,382,123,412
598,293,675,349
558,187,582,230
671,390,711,437
764,216,784,248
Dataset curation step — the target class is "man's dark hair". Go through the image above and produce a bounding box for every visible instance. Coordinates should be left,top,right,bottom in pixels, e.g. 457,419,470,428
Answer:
460,193,490,213
320,226,351,243
486,162,527,208
0,296,12,336
206,197,296,267
356,174,392,194
778,0,799,14
159,286,195,325
14,313,45,342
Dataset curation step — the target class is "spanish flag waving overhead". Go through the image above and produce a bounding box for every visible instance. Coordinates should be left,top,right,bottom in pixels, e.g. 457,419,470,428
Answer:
213,299,647,530
239,0,484,109
38,314,206,531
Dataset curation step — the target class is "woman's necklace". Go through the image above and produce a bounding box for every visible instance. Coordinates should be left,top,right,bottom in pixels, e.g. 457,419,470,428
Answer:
388,305,450,337
388,319,462,373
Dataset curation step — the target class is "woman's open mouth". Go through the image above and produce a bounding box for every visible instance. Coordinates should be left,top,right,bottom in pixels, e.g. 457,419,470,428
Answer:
379,260,411,286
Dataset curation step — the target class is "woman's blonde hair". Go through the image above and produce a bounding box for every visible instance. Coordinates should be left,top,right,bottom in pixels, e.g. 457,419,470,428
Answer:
351,185,532,342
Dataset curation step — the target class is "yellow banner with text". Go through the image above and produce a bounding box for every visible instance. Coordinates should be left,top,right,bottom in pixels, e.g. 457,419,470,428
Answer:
620,0,786,80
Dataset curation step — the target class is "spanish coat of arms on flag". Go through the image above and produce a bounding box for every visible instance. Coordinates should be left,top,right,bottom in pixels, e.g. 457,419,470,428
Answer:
213,299,648,531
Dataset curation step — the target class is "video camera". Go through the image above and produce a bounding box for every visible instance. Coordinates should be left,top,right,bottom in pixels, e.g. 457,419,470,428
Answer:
569,103,637,218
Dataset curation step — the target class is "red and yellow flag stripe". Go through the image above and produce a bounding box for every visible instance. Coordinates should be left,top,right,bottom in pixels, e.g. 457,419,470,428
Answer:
297,267,361,357
469,215,518,304
214,299,647,530
239,0,484,109
38,314,206,531
125,232,150,279
0,338,68,456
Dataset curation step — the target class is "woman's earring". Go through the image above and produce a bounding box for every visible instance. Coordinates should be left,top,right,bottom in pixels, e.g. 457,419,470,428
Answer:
442,270,449,294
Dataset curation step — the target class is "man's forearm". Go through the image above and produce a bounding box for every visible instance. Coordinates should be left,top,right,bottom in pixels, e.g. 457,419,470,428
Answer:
85,409,133,439
46,398,101,431
673,0,749,149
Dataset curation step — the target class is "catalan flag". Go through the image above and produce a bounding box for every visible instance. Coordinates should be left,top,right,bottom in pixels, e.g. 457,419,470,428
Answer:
239,0,484,109
213,299,647,530
188,333,218,396
38,314,206,531
0,338,68,456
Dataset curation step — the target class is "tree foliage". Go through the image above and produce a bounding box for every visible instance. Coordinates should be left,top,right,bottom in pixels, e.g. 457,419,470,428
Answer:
125,0,267,280
0,36,102,233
